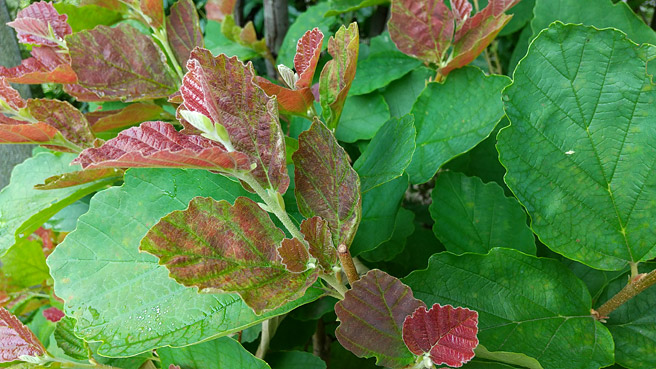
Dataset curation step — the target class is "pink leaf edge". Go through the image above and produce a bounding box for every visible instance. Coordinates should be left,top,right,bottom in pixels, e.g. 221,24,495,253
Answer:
7,1,72,47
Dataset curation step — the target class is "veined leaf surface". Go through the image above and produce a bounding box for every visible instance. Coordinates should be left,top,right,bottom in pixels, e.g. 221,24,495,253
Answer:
0,308,45,362
166,0,203,69
7,1,72,47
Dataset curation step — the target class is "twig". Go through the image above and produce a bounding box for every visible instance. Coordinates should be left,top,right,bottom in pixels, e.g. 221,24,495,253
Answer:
594,267,656,319
337,244,360,285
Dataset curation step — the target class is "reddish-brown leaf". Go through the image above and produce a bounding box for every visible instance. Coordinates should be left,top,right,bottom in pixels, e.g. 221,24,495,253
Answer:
451,0,473,25
293,119,361,248
73,121,253,173
319,22,359,129
294,28,324,90
7,1,72,47
256,77,315,116
85,103,168,133
300,216,337,273
335,270,425,368
140,0,164,28
0,307,46,362
0,47,77,84
205,0,236,22
0,78,26,111
180,48,288,193
27,99,95,149
80,0,127,11
140,196,319,314
63,84,106,102
166,0,203,69
278,237,310,273
42,307,65,322
388,0,454,65
403,303,479,368
66,24,177,101
0,121,59,144
35,168,123,190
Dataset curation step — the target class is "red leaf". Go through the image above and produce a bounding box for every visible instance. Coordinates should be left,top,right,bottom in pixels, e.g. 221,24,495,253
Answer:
180,48,288,193
388,0,454,65
0,121,59,144
0,307,46,362
140,196,319,314
67,24,177,101
278,238,310,273
80,0,127,11
85,103,169,133
451,0,473,25
140,0,164,28
294,28,324,90
335,270,425,368
0,47,77,84
300,216,337,273
42,307,65,322
27,99,95,149
256,77,315,116
7,1,71,47
293,119,361,248
205,0,236,22
35,168,123,190
63,84,106,102
166,0,204,69
0,78,26,110
402,303,479,368
73,121,253,174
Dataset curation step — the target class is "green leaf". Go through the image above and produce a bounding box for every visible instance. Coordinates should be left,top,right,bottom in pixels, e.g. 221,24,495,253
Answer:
293,120,361,248
53,317,87,361
497,0,535,36
52,3,122,32
407,67,510,184
382,66,433,118
204,21,259,61
349,32,422,96
278,2,336,67
497,23,656,270
325,0,389,16
266,351,326,369
158,336,270,369
429,172,535,255
335,92,390,143
353,115,415,193
597,263,656,369
0,151,112,256
360,207,415,262
1,240,49,288
140,196,319,314
48,168,322,357
350,174,407,256
403,248,614,369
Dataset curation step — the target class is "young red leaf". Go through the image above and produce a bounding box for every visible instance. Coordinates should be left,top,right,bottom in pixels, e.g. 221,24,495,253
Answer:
293,119,361,248
66,24,178,101
451,0,473,25
388,0,455,65
300,216,337,273
294,28,324,90
62,83,106,102
0,120,59,144
140,0,164,28
85,103,169,133
166,0,203,69
0,78,26,111
180,48,288,193
335,269,426,368
205,0,236,22
73,121,252,174
27,99,95,149
403,303,479,368
42,307,65,322
80,0,127,12
34,168,123,190
7,1,72,47
0,307,46,362
0,47,77,84
319,22,359,129
278,238,310,273
140,196,319,314
256,78,315,116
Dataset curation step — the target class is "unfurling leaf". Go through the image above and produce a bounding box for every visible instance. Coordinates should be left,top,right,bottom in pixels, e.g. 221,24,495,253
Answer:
180,48,288,193
0,307,46,362
257,28,323,116
403,303,479,368
166,0,203,69
7,1,72,47
221,15,268,56
73,121,252,174
140,196,319,314
301,216,337,273
85,103,169,133
293,119,361,248
319,22,359,129
42,307,65,322
66,24,177,101
335,269,425,368
35,168,123,190
278,238,310,273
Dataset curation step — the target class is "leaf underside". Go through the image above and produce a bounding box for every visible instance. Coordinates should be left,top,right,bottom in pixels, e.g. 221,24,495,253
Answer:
0,307,45,362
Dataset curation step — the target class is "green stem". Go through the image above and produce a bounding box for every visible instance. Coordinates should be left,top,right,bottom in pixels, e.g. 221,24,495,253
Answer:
152,29,185,81
320,274,347,299
630,262,639,279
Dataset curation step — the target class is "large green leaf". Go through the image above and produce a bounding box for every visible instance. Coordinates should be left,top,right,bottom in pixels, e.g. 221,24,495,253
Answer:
324,0,388,16
335,92,390,143
266,351,326,369
406,67,509,184
497,23,656,270
48,168,322,357
157,336,270,369
383,66,433,118
403,248,615,369
0,152,113,256
429,172,535,255
360,207,415,262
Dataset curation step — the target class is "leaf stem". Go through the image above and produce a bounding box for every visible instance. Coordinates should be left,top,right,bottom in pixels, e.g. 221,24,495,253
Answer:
337,244,359,285
320,274,347,298
152,28,185,81
256,315,282,359
595,267,656,319
630,262,639,279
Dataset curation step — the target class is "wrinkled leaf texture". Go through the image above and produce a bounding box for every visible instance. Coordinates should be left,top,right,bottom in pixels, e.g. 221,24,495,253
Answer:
7,1,71,47
0,307,45,362
166,0,204,69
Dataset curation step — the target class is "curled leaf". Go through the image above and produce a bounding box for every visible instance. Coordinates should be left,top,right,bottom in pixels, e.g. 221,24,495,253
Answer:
294,28,324,90
0,307,46,362
166,0,203,69
0,78,26,111
301,216,337,273
35,168,123,190
7,1,72,47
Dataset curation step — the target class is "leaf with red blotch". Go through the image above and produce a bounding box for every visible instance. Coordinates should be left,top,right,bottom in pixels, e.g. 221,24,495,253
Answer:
166,0,203,69
278,238,310,273
0,307,46,362
294,28,324,90
180,48,288,193
7,1,72,47
85,103,169,133
300,216,337,273
66,24,177,101
293,119,361,249
335,269,425,368
35,168,123,190
403,303,479,368
42,307,65,322
0,47,77,84
27,99,95,149
140,196,319,314
140,0,164,28
205,0,236,22
319,22,359,129
73,121,253,174
388,0,454,66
